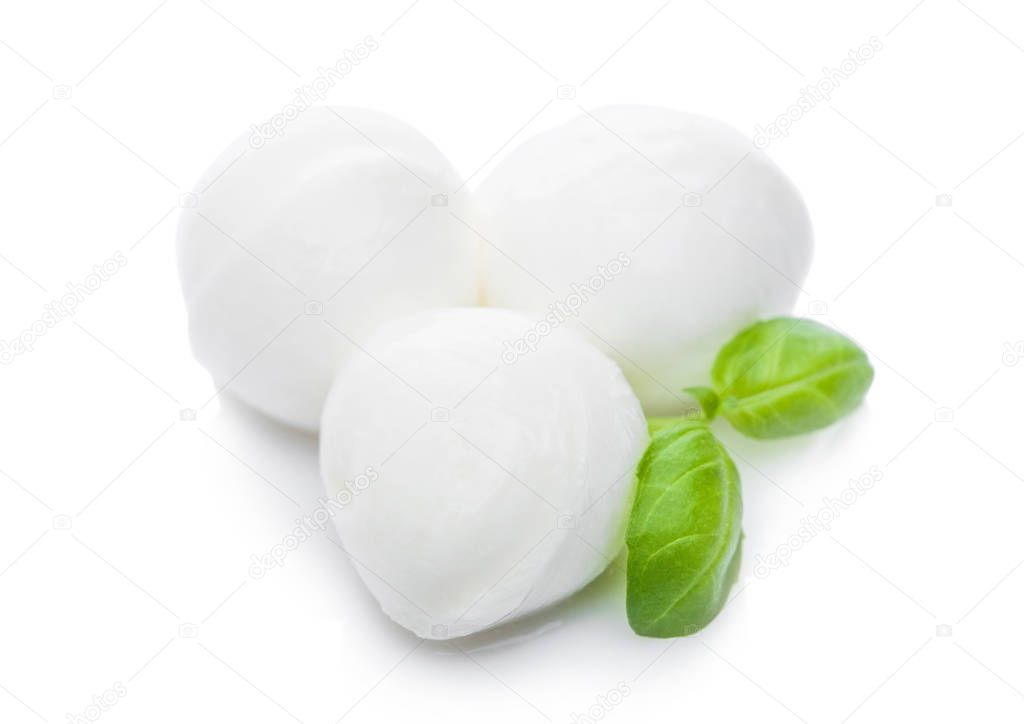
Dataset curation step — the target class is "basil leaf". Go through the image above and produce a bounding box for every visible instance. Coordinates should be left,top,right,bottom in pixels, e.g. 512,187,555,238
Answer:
626,420,742,637
710,317,874,439
682,386,720,419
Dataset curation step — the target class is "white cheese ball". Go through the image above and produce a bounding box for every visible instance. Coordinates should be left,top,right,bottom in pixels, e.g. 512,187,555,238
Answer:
473,105,813,415
177,107,478,431
320,308,647,639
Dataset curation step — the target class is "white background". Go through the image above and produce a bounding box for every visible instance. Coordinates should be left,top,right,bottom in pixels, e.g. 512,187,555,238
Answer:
2,0,1024,722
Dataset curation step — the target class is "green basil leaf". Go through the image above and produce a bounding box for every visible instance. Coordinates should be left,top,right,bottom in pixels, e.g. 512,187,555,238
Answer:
682,386,720,419
626,420,742,637
710,317,874,439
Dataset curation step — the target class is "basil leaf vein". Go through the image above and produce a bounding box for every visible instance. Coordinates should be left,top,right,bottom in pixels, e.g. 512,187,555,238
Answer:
710,317,874,439
626,420,742,637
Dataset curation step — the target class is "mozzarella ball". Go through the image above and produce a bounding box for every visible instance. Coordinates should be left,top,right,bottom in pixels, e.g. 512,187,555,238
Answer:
177,107,478,430
320,308,647,639
473,105,813,415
